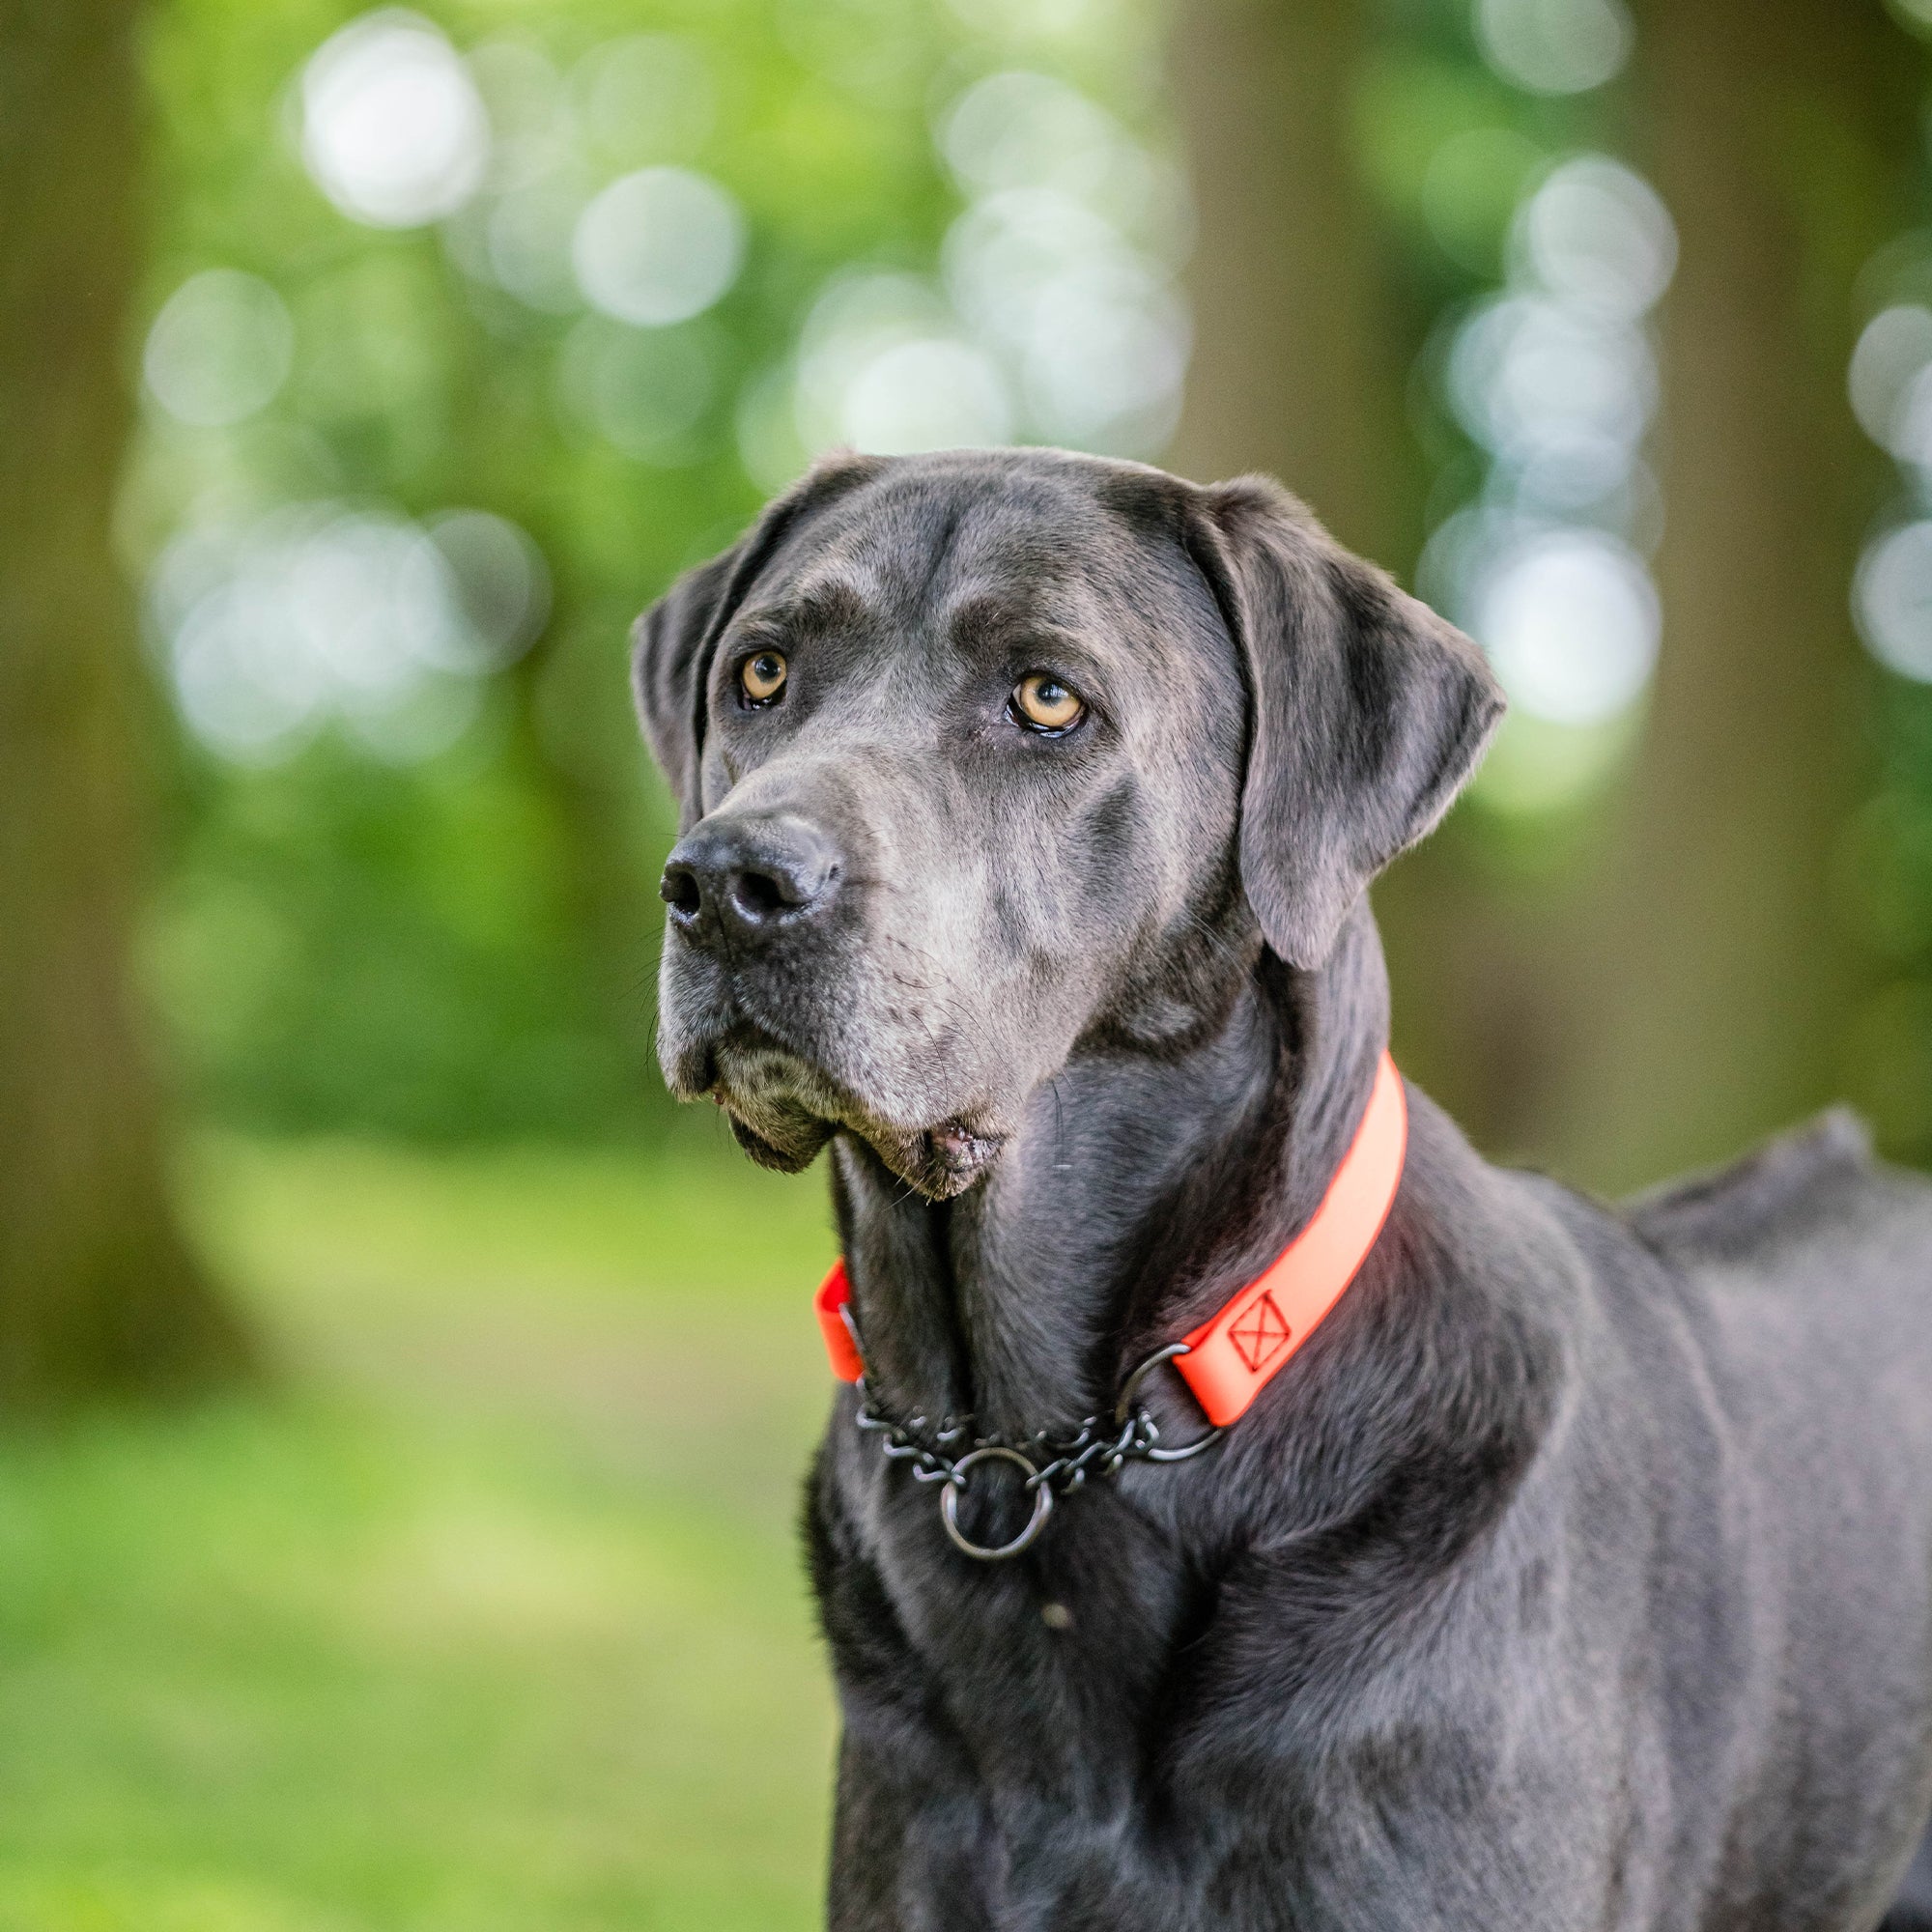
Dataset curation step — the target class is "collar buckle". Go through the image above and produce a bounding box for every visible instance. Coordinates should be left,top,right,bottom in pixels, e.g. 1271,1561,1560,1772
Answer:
1115,1343,1223,1463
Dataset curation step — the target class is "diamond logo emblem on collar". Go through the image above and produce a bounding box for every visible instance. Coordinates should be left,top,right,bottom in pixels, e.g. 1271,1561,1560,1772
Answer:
1227,1291,1291,1372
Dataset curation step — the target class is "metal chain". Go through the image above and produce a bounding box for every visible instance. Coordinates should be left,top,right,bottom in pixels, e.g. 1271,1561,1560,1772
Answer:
851,1387,1165,1495
841,1311,1223,1561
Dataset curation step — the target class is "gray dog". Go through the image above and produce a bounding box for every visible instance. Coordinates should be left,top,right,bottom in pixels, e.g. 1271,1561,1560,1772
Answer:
633,446,1932,1930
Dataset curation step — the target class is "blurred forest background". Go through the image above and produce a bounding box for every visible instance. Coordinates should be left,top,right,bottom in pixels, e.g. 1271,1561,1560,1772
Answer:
4,0,1932,1922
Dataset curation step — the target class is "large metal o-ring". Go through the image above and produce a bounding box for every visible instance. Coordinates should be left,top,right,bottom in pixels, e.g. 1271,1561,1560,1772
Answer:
939,1446,1054,1561
1114,1342,1224,1463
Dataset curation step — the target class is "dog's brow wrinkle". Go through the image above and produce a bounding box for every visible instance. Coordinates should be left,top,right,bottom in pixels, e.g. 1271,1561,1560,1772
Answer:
786,579,871,630
941,592,1029,644
908,497,968,603
938,591,992,634
942,595,1084,660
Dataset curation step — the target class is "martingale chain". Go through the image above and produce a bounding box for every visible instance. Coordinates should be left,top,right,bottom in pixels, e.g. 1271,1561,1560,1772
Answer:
846,1338,1222,1562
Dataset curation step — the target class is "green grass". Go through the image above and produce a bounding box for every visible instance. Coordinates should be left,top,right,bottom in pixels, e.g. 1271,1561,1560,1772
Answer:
0,1124,843,1931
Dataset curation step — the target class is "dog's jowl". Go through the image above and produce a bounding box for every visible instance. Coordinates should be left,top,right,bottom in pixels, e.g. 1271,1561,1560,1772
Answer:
633,447,1932,1932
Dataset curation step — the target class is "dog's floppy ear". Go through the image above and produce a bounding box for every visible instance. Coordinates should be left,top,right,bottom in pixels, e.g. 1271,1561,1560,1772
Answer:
632,452,884,828
1186,475,1505,971
631,543,746,828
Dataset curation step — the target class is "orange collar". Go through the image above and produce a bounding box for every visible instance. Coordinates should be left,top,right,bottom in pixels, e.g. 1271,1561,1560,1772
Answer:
814,1052,1407,1431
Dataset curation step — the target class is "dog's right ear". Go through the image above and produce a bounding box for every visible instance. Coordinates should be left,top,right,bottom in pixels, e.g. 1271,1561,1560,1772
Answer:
631,453,883,828
631,543,742,828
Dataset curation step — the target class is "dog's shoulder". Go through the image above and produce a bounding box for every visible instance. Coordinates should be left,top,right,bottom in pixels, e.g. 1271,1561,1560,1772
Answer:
1622,1108,1905,1268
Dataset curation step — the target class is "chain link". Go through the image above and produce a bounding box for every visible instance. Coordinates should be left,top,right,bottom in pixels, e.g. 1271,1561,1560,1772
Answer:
851,1386,1170,1497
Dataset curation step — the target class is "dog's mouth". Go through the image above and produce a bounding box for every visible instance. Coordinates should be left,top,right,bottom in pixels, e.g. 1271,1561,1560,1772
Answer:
683,1020,1008,1199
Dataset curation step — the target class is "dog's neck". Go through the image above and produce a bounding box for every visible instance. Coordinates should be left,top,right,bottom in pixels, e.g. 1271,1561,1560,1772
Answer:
831,900,1392,1435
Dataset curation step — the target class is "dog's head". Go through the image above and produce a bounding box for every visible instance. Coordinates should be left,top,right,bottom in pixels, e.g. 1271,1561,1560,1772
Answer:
634,449,1501,1197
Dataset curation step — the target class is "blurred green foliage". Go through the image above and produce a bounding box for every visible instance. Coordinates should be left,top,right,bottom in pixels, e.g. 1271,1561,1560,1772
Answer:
128,0,1168,1143
0,1130,839,1929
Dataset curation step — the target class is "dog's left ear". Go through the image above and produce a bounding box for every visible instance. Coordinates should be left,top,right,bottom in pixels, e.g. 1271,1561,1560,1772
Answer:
632,452,885,828
1186,474,1505,971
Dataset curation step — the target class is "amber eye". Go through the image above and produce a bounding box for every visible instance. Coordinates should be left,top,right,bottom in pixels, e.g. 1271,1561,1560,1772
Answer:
1011,671,1084,734
740,649,787,705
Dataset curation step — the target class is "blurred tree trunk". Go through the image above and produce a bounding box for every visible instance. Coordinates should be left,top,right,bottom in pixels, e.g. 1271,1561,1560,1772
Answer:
1167,0,1410,565
1167,0,1549,1146
0,0,253,1399
1546,0,1916,1191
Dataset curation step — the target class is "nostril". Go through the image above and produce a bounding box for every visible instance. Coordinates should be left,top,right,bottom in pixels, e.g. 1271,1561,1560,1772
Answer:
730,868,789,921
660,866,702,920
662,820,839,941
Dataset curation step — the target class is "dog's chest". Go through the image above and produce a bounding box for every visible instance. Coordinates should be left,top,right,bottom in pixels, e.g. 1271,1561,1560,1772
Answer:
830,1461,1203,1776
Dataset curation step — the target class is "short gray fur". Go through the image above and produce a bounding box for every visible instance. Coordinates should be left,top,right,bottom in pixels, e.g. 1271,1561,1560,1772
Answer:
633,446,1932,1931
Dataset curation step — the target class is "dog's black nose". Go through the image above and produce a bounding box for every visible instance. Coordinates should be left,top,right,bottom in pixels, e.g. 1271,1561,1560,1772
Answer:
660,815,842,948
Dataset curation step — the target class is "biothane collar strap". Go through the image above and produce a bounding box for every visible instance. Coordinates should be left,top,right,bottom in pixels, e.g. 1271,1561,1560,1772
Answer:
813,1052,1408,1431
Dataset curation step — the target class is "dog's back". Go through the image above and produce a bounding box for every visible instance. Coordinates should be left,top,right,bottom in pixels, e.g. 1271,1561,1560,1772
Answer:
1627,1110,1932,1450
1629,1114,1932,1928
1629,1109,1895,1261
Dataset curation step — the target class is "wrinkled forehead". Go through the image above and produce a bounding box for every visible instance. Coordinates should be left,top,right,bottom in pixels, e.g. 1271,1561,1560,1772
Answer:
740,463,1220,672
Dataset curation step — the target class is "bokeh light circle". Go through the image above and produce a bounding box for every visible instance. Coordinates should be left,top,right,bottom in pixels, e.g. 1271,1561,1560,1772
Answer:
791,271,1015,459
1475,0,1634,96
1447,294,1656,486
942,186,1183,454
572,168,746,327
1517,155,1675,320
839,339,1012,452
1850,306,1932,456
299,12,490,229
1856,522,1932,682
1473,527,1661,724
938,70,1122,201
143,270,295,427
425,511,552,666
